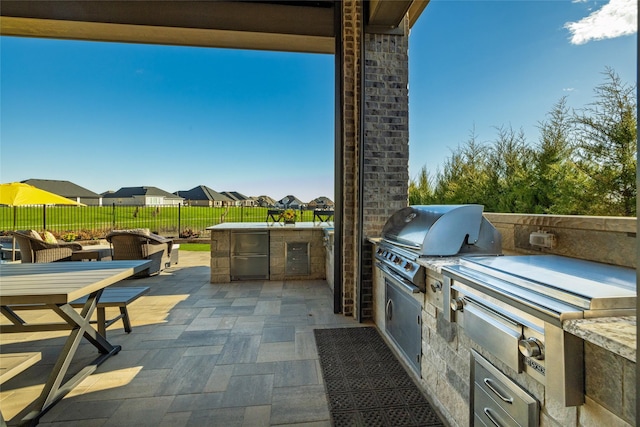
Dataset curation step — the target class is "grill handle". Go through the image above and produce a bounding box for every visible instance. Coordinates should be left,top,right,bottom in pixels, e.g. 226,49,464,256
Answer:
376,262,420,294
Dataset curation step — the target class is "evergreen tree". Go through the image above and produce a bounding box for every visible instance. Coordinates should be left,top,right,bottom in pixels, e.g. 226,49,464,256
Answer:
484,125,533,212
433,129,489,206
409,166,435,205
572,67,637,216
413,68,636,217
531,97,589,214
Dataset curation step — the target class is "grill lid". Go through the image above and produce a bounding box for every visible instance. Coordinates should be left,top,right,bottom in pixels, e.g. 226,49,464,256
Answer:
381,205,491,256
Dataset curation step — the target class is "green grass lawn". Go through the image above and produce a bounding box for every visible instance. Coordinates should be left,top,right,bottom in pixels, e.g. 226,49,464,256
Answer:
178,243,210,251
0,205,319,237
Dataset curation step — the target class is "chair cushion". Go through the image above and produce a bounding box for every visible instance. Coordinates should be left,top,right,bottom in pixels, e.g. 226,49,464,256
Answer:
28,230,43,241
43,231,58,244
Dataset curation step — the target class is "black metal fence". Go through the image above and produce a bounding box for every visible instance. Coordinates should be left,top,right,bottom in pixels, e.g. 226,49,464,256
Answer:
0,204,331,240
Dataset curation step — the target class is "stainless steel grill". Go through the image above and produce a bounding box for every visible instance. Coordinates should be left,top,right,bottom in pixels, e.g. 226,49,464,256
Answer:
375,205,501,292
374,205,501,376
442,254,636,408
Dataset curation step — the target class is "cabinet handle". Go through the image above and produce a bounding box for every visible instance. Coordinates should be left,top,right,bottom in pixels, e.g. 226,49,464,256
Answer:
385,299,393,321
483,408,504,427
483,378,513,404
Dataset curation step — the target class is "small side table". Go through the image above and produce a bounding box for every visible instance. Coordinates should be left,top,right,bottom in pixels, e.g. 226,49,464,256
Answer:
71,247,112,261
71,250,100,261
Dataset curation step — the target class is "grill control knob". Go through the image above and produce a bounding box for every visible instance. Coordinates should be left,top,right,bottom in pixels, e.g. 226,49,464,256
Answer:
519,337,545,360
430,280,442,293
404,262,413,271
450,298,464,312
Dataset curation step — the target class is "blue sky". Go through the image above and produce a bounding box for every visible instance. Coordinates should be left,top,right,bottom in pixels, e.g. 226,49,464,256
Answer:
1,0,636,203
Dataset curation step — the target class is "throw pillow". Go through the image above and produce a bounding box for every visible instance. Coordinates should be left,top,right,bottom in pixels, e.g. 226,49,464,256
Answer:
43,231,58,244
28,230,43,241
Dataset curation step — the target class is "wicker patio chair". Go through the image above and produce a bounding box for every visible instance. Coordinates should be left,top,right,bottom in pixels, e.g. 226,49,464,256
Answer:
106,229,174,277
9,230,83,263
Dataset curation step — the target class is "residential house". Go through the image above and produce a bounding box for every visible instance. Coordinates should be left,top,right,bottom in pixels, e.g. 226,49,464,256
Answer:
220,191,255,207
102,186,184,206
308,196,334,209
253,195,277,208
22,179,102,206
275,195,305,209
174,185,232,207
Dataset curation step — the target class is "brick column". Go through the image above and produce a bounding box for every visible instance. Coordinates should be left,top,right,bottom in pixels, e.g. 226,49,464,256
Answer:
340,0,362,317
339,2,410,318
359,27,410,318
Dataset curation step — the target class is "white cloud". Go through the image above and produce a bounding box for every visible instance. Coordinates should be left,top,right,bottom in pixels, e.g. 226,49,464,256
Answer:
564,0,637,45
563,87,576,92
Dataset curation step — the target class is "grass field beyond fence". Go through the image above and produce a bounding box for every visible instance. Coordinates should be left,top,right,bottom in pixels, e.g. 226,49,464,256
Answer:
0,205,324,240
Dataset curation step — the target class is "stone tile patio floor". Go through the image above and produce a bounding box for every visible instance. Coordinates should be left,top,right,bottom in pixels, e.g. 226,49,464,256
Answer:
0,251,367,426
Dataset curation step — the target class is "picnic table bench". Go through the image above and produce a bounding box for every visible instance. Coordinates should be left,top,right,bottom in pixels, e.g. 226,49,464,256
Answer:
70,286,150,337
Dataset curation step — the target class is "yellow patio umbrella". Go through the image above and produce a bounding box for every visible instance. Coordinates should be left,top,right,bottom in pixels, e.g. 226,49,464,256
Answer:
1,182,85,261
0,182,85,207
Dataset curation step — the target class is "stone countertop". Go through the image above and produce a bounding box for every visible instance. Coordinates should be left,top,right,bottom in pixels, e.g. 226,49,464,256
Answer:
416,256,463,273
563,317,636,362
207,222,330,231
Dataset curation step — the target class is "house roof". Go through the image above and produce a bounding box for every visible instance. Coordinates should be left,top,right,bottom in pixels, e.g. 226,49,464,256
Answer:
22,179,101,198
310,196,334,206
221,191,249,202
254,195,277,205
277,195,305,206
175,185,232,202
103,186,183,199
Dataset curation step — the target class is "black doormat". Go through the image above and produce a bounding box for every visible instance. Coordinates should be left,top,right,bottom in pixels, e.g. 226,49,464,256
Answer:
314,327,445,427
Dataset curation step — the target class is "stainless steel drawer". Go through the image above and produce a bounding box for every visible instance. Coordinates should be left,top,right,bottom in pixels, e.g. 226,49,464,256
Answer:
463,300,521,372
472,350,539,427
285,242,309,276
231,231,269,255
475,384,519,427
230,255,269,280
474,414,489,427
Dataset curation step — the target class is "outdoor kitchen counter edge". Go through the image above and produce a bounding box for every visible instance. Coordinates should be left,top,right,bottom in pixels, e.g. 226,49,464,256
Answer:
563,317,636,363
369,237,637,363
207,222,330,230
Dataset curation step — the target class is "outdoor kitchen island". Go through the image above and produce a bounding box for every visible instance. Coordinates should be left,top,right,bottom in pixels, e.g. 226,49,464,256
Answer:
367,205,636,427
208,222,330,283
372,249,636,427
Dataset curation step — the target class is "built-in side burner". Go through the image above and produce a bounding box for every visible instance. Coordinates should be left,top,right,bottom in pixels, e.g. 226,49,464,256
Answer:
442,254,636,407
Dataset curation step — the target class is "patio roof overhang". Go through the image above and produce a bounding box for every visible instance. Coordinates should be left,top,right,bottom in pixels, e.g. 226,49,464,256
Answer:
0,0,428,54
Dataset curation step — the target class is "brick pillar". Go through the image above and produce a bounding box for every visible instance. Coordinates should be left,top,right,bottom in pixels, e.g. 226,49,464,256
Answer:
339,2,410,318
360,27,410,319
340,0,362,317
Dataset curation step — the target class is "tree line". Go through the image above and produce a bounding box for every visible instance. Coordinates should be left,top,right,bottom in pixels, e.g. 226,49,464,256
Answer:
409,68,637,216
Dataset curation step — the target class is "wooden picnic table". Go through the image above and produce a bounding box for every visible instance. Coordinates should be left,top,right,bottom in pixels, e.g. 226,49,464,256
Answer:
0,260,151,426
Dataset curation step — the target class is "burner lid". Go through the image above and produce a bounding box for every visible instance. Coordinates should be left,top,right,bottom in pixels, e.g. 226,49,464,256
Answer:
381,205,487,256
